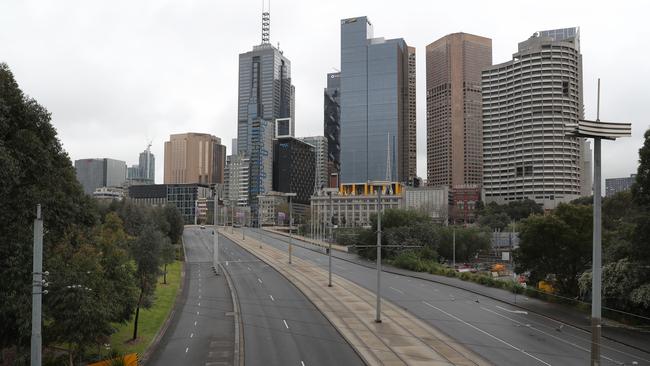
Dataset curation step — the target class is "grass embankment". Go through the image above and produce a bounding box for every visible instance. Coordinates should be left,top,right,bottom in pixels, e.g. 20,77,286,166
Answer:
109,260,182,356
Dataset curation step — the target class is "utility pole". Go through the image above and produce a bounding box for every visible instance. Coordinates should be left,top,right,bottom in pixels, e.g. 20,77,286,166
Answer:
376,185,382,323
31,204,43,366
452,228,456,269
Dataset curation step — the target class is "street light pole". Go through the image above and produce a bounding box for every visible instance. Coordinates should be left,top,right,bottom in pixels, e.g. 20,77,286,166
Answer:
214,194,219,275
289,194,293,264
566,79,631,366
31,204,43,366
376,185,382,323
591,80,603,366
328,191,333,287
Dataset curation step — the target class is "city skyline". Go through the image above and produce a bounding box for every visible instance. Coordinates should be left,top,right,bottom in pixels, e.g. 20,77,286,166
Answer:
1,0,647,186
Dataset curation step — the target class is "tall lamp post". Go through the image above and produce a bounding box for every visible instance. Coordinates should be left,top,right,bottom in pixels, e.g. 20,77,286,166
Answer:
324,188,338,287
568,79,631,366
213,185,221,275
280,192,297,264
369,181,390,323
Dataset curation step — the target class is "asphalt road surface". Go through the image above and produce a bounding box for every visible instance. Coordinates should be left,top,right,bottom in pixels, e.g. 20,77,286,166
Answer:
246,228,650,366
217,228,364,366
147,227,235,366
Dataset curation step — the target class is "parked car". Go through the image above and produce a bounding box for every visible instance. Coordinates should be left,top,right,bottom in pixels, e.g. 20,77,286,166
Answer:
200,225,205,229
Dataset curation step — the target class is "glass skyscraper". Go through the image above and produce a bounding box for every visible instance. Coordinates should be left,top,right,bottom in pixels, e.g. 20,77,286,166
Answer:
339,16,415,184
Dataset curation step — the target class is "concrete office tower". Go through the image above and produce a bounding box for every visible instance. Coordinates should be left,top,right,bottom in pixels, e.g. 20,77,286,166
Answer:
482,27,585,209
324,72,341,187
231,138,238,156
163,133,226,185
224,154,250,206
339,16,416,184
75,158,127,195
426,33,492,188
300,136,328,191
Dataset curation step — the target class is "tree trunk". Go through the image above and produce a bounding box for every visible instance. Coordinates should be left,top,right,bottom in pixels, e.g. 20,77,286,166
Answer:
163,263,168,285
132,289,144,340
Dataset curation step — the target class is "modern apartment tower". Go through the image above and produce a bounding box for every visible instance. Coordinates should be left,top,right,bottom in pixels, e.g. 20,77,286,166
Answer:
224,154,250,206
163,133,226,185
339,16,416,184
426,33,492,188
482,27,586,209
324,72,341,187
273,137,316,205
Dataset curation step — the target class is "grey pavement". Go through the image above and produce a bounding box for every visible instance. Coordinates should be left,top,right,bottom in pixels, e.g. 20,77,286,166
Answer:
147,227,235,366
217,229,365,366
249,228,650,366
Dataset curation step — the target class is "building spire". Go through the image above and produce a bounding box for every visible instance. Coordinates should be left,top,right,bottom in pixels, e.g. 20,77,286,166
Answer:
261,0,270,44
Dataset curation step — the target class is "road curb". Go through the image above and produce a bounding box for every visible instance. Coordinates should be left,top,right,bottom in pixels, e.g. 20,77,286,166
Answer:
220,259,244,366
140,241,186,365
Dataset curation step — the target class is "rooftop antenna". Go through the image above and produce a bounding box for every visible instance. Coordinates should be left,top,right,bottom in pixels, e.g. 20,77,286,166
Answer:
261,0,270,44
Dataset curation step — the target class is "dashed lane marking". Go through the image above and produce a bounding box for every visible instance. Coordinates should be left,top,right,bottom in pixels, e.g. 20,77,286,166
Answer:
269,295,275,301
283,319,289,329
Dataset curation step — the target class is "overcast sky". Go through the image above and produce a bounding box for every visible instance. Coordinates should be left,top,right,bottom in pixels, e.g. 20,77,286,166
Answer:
1,0,648,185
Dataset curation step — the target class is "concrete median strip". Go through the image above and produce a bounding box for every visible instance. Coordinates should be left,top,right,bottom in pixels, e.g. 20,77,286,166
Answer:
221,229,490,366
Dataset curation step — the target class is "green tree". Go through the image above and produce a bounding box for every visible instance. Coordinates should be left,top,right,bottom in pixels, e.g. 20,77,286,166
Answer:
0,63,97,357
160,238,175,285
514,204,592,297
130,225,163,340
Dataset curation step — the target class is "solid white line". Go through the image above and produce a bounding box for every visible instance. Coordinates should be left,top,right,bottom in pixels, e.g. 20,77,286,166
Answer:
423,301,551,366
269,295,275,301
258,278,263,284
496,305,528,315
185,347,189,353
389,286,405,294
481,306,624,365
226,261,229,266
283,319,289,329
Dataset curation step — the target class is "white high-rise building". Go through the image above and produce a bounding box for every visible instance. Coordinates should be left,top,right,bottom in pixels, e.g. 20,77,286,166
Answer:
299,136,328,190
482,27,588,209
224,155,250,207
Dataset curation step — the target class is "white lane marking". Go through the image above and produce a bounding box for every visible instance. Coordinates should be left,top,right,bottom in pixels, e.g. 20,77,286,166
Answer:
190,333,193,338
481,307,626,364
197,311,200,315
226,261,229,266
389,286,405,294
283,319,289,329
247,266,251,271
185,347,189,353
198,302,201,306
423,301,551,366
194,321,197,326
258,278,263,284
301,361,306,366
496,305,528,315
269,295,275,301
198,295,201,299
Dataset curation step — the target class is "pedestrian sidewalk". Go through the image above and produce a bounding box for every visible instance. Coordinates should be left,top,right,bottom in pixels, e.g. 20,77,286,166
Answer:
221,229,489,366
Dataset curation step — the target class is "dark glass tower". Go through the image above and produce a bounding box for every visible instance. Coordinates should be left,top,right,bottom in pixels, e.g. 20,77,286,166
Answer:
324,72,341,186
339,16,415,184
273,137,315,205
